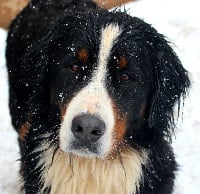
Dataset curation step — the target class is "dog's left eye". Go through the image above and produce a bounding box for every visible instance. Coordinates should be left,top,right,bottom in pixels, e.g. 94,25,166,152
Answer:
70,64,81,73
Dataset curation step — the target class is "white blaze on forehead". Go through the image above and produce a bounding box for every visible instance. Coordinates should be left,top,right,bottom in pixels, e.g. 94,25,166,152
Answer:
60,24,122,157
95,24,122,83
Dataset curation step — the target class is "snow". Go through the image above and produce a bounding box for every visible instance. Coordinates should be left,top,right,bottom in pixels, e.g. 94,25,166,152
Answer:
0,0,200,193
0,30,20,193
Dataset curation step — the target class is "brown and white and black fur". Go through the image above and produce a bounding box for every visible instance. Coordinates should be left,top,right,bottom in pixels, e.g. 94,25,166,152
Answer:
6,0,190,194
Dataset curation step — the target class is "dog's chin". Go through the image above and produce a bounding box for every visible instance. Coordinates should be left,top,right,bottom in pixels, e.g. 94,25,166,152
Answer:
60,143,106,159
61,143,124,160
66,148,103,159
59,138,125,160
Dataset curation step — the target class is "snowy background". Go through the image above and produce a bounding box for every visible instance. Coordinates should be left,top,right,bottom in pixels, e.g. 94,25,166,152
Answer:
0,0,199,193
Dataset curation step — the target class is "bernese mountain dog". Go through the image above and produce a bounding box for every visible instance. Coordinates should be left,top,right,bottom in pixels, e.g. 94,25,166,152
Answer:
6,0,190,193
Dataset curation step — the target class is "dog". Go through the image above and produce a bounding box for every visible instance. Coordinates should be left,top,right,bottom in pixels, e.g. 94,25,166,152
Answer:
6,0,190,193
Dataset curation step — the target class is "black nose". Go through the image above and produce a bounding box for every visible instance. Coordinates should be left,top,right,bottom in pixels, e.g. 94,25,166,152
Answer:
71,114,106,142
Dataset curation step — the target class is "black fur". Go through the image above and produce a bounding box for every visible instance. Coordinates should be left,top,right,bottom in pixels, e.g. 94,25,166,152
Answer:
6,0,190,193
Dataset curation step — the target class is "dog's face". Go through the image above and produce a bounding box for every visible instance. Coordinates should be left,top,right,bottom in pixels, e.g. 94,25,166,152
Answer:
26,10,189,159
49,18,152,158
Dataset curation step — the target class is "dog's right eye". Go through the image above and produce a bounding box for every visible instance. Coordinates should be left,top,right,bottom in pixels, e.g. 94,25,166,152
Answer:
120,73,130,81
70,64,81,73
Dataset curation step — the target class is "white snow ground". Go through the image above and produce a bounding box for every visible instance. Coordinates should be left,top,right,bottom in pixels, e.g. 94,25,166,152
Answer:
0,0,199,193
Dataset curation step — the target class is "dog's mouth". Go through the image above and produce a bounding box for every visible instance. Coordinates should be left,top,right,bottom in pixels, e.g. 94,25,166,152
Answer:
60,132,127,160
60,137,124,160
67,139,101,158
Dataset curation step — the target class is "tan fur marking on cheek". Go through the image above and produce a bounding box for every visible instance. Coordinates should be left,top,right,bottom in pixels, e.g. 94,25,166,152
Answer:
110,102,127,154
114,115,127,142
78,48,89,63
60,104,67,122
19,121,31,141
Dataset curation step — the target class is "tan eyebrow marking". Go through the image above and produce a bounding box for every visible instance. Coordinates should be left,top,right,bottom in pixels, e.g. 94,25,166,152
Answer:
118,56,128,69
77,48,89,63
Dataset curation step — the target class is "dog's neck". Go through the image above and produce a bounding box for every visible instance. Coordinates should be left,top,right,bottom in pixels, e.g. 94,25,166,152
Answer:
38,147,147,194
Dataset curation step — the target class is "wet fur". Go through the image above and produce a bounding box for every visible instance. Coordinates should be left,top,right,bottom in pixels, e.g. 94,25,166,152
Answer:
36,143,147,194
6,0,190,193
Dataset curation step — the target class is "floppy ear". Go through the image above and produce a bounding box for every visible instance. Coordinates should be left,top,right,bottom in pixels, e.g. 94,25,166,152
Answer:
21,20,72,116
147,34,190,136
6,34,52,133
21,35,51,115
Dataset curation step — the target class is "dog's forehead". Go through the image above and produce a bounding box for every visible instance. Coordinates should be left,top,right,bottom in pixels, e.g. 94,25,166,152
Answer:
52,13,154,75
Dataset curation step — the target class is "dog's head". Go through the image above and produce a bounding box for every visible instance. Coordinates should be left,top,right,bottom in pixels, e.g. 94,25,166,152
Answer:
24,10,190,158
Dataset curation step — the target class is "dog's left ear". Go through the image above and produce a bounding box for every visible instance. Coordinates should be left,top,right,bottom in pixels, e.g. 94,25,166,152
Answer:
147,32,190,136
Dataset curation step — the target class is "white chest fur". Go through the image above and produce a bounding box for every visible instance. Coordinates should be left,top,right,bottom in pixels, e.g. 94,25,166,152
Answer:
38,147,147,194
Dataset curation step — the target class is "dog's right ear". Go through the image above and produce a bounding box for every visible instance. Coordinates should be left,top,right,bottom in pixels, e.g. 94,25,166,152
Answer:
19,37,51,121
21,24,68,114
